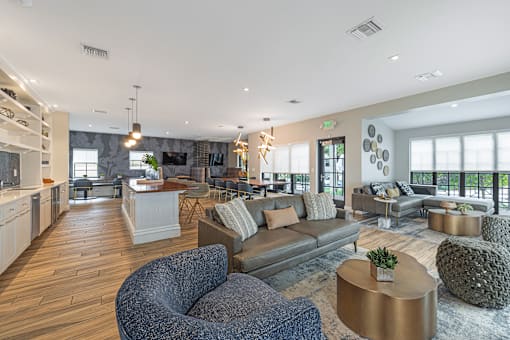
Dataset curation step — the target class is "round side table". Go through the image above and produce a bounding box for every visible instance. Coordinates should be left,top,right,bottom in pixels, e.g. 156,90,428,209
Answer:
373,197,397,228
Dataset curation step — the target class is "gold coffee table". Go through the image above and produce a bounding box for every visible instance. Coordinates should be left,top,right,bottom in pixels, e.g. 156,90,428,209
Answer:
337,251,437,340
428,209,483,236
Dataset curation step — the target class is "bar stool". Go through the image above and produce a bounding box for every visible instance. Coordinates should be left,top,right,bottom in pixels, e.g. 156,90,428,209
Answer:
237,182,254,200
183,183,210,223
214,179,227,201
112,178,123,198
73,178,93,200
225,181,238,201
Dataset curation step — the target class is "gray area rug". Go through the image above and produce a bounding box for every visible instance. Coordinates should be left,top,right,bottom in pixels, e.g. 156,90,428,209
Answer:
264,244,510,340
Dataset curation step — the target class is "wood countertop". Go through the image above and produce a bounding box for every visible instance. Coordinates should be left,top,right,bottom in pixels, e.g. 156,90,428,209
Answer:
125,179,190,193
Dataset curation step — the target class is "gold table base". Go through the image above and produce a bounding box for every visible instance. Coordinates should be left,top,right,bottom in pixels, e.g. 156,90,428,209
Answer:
337,251,437,340
427,209,483,236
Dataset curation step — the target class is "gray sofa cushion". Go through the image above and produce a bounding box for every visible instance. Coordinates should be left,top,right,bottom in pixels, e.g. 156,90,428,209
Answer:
244,199,276,227
187,273,287,322
391,194,430,212
362,185,373,195
287,219,361,247
233,228,316,272
423,196,494,212
274,195,307,218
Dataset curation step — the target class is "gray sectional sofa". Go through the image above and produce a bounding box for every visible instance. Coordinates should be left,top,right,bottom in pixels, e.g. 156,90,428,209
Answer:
198,195,361,279
352,182,495,224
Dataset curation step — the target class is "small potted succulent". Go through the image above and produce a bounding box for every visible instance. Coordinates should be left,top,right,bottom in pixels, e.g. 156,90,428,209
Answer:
457,203,474,215
366,247,399,282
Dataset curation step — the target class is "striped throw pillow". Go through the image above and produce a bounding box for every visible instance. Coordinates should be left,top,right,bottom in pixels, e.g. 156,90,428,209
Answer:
303,192,337,221
215,198,258,241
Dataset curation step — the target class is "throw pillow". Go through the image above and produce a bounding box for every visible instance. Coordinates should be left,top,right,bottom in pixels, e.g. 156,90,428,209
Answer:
263,206,300,230
386,187,400,198
215,198,258,241
396,181,415,196
303,192,337,221
370,182,386,196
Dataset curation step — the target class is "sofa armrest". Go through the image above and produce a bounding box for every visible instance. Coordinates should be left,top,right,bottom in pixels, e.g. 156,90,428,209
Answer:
198,218,243,273
410,184,437,196
336,208,353,221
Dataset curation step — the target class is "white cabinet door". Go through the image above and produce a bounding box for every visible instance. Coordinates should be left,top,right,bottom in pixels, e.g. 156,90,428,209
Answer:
1,217,17,272
15,210,31,258
40,199,51,233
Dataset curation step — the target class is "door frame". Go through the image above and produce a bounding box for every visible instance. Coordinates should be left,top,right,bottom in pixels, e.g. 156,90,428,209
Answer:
317,136,346,208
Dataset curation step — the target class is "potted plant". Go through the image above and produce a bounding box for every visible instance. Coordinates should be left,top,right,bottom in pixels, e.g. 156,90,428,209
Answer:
457,203,474,215
142,154,160,180
366,247,399,282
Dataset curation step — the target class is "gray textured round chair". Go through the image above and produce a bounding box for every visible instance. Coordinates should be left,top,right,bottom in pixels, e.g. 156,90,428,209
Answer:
482,215,510,250
436,236,510,308
115,244,323,340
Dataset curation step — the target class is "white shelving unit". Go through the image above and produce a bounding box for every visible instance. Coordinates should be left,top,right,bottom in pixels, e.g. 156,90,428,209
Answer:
0,68,53,186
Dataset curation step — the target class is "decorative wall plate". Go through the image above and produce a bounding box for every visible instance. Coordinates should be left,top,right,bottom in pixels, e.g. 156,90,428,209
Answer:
376,148,383,159
383,149,389,162
370,154,376,164
383,165,389,176
371,141,378,152
363,138,371,152
377,134,383,143
368,124,376,138
377,161,383,170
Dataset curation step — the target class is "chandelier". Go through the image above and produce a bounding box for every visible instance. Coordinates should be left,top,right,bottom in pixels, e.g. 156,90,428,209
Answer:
257,126,275,165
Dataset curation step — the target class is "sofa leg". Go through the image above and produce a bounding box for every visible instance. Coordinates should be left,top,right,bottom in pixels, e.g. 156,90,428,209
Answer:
353,241,358,253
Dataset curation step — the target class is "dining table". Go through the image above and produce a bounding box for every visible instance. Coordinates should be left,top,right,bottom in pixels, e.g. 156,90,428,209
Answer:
219,178,290,197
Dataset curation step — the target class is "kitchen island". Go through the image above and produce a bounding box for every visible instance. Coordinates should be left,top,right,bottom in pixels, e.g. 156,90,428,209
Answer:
121,179,189,244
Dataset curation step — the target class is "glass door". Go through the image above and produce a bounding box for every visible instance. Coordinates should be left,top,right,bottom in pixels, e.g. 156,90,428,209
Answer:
318,137,345,207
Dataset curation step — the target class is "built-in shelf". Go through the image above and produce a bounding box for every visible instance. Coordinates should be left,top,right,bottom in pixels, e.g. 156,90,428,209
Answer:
41,135,51,141
41,120,50,128
0,113,40,136
0,90,41,122
0,139,40,153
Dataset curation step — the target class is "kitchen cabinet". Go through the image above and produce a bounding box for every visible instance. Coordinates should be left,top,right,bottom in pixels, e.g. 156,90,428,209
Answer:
40,189,51,234
1,202,17,273
15,197,31,258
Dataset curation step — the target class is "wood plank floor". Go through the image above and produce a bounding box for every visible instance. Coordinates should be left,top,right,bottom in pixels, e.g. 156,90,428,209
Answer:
0,198,439,339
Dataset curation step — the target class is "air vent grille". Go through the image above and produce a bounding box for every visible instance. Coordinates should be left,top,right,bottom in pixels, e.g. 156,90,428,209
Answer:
81,44,109,59
347,17,383,39
415,70,443,81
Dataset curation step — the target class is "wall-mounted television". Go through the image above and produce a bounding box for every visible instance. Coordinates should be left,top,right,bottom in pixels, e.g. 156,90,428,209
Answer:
162,152,188,166
209,153,224,166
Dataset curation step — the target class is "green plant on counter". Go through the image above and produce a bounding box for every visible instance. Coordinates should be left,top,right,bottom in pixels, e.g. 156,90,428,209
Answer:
457,203,474,214
142,154,159,171
366,247,399,270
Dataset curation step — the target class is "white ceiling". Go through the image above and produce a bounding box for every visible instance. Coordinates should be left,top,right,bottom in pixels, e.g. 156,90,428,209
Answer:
1,0,510,140
380,91,510,130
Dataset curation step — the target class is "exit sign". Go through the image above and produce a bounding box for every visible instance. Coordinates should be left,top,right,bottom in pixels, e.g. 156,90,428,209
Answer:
321,120,337,130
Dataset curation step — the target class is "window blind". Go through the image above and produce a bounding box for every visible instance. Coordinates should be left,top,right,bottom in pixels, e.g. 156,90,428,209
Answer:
435,137,461,171
410,139,433,171
290,143,309,173
464,134,494,171
260,149,274,173
497,132,510,171
73,148,98,163
273,146,290,173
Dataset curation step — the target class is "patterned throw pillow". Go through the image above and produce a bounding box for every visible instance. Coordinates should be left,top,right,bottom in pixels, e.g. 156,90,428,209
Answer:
396,181,415,196
370,182,386,196
215,198,258,241
303,192,337,221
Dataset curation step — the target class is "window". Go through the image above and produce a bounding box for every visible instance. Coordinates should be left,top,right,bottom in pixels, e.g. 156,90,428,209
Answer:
464,134,494,171
497,132,510,171
435,137,461,171
437,172,460,196
410,172,433,185
290,143,309,174
129,151,153,170
273,146,290,173
410,139,433,171
73,148,98,178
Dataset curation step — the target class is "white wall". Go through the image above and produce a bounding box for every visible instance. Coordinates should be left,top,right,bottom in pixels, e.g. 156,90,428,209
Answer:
361,119,395,183
394,115,510,181
247,71,510,208
51,111,70,181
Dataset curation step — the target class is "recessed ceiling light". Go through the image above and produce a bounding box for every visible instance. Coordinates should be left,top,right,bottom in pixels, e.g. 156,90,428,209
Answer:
451,103,458,108
52,104,59,108
263,117,271,122
288,99,301,104
218,125,224,128
242,87,250,92
88,124,92,128
185,121,189,125
28,79,37,84
237,125,244,129
388,54,400,61
165,131,170,135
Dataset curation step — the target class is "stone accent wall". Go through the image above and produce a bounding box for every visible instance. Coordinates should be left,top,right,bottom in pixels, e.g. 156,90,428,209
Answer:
0,151,20,186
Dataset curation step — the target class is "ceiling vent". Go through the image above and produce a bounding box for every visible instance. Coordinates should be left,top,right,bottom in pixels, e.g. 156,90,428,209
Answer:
81,44,109,59
347,17,383,39
92,109,108,114
415,70,443,81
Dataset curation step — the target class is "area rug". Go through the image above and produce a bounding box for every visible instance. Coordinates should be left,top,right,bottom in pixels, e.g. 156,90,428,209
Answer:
264,245,510,340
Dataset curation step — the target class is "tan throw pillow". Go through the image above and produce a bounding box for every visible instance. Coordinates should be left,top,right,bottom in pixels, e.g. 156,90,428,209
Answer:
263,206,300,230
386,188,400,198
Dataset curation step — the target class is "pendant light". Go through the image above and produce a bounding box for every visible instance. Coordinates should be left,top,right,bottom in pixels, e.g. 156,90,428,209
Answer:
132,85,142,140
127,98,137,146
124,107,133,148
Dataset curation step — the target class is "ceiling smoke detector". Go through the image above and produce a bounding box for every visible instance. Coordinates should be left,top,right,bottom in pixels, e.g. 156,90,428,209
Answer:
81,44,109,59
347,17,383,39
415,70,443,81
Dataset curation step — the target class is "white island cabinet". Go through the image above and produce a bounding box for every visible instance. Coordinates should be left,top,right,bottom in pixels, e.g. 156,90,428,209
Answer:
121,179,190,245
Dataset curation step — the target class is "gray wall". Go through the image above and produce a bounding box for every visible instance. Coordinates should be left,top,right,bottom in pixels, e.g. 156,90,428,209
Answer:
0,151,20,186
394,115,510,181
69,131,229,179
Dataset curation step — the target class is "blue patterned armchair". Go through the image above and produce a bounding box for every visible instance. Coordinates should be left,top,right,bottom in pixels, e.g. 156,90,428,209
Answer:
115,244,323,339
